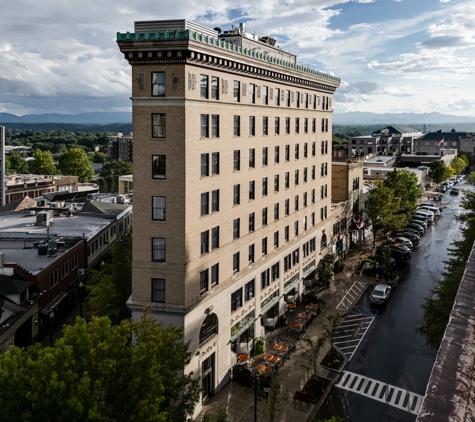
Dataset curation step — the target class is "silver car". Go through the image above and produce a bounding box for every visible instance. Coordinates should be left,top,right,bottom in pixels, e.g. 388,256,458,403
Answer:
370,284,392,305
394,237,413,249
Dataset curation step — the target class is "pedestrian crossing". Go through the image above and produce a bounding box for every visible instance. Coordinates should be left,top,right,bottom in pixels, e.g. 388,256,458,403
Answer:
332,307,376,361
335,370,424,415
336,281,367,311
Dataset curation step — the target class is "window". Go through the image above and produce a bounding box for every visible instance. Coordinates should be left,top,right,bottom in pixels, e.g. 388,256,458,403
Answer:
152,72,165,97
296,91,300,107
294,220,299,236
303,167,308,183
234,150,240,171
274,146,280,163
275,117,280,135
321,233,327,250
274,231,279,248
305,93,309,108
285,145,290,161
312,165,316,180
310,237,316,252
61,261,69,278
275,88,280,105
320,185,325,199
294,195,299,211
285,198,289,215
274,175,279,192
262,147,268,166
295,169,299,185
313,94,317,109
324,162,328,175
152,238,166,262
211,76,219,100
295,118,300,134
249,181,255,200
233,252,240,274
233,81,240,102
233,218,240,239
321,118,329,132
262,237,268,256
292,248,299,265
211,226,219,249
231,288,243,311
261,269,270,289
263,86,268,105
233,184,240,205
284,226,289,242
249,212,255,232
303,117,308,133
248,244,255,264
262,177,268,196
245,279,255,301
152,196,166,221
274,203,279,220
286,90,290,107
303,143,308,158
200,269,209,294
263,117,268,135
249,83,255,103
212,152,219,175
312,118,316,133
321,163,325,177
353,177,360,191
312,142,316,156
262,207,268,226
321,141,325,155
212,189,219,212
152,114,166,138
152,278,165,303
152,155,166,179
201,153,209,177
285,172,289,189
211,115,219,137
285,117,290,134
200,114,209,138
200,75,209,99
71,253,78,270
312,189,315,203
284,254,291,272
249,116,256,136
234,116,241,136
272,262,280,280
249,149,255,168
211,263,219,287
200,231,209,255
295,144,299,160
303,192,308,207
201,192,209,216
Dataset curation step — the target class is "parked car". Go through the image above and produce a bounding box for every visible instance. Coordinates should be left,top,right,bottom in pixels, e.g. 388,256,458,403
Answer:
411,218,427,228
400,228,422,239
406,222,425,234
440,186,447,193
377,245,412,263
369,255,396,266
414,209,434,223
394,231,421,245
418,205,441,216
370,284,392,306
450,188,460,195
419,203,442,210
392,237,413,249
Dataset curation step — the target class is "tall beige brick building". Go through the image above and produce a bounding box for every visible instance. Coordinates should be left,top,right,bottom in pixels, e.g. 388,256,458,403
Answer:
117,19,340,414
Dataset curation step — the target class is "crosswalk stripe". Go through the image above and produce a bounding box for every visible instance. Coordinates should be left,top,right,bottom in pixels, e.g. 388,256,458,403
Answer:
336,370,424,415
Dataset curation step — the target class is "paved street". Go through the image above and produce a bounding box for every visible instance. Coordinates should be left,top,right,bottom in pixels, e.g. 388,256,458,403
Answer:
316,182,470,421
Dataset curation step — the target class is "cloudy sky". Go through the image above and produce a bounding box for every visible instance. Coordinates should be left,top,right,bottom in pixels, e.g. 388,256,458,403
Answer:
1,0,474,116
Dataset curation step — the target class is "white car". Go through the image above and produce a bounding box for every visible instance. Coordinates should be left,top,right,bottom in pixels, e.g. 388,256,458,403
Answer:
370,284,392,305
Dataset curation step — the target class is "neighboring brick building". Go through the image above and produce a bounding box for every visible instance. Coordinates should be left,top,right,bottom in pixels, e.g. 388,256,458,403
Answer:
107,132,133,162
117,19,340,413
4,174,78,204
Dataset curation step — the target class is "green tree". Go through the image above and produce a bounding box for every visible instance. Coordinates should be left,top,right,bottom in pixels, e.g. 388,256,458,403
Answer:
261,376,285,422
383,169,421,216
316,262,334,288
428,160,451,184
365,179,407,248
101,160,133,177
91,151,107,164
417,185,475,349
29,149,59,175
5,150,29,174
87,234,132,324
58,147,94,182
451,157,466,175
0,312,201,422
458,152,473,167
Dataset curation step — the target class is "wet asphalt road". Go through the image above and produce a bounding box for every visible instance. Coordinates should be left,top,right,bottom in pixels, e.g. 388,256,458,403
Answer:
316,182,471,422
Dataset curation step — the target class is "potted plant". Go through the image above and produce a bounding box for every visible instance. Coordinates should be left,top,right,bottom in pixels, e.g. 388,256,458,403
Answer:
278,314,287,327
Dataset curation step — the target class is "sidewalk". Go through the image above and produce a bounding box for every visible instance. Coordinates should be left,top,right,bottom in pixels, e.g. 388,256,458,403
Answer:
197,241,377,422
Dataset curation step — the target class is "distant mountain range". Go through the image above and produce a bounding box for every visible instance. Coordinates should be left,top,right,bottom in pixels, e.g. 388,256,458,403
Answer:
0,112,132,124
333,111,475,125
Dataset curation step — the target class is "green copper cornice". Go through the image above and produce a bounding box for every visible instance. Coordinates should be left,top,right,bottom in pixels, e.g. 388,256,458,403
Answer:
117,29,340,84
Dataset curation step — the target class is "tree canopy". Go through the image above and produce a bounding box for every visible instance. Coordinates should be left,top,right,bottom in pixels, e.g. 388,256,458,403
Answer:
428,160,451,184
58,147,94,182
5,150,29,174
383,169,421,216
0,312,201,422
28,149,59,175
451,157,466,175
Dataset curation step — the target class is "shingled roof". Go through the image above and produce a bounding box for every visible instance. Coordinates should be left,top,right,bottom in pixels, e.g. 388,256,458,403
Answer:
417,132,467,142
374,125,420,135
0,274,32,296
0,196,37,212
79,200,129,216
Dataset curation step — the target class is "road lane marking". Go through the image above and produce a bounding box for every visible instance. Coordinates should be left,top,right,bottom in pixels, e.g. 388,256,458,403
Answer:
336,281,367,311
336,370,424,415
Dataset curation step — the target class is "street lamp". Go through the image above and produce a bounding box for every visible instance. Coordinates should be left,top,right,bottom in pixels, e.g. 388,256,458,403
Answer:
79,281,84,318
49,311,55,347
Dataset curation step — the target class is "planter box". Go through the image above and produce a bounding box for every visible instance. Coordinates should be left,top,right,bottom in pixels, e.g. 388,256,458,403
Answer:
319,345,347,374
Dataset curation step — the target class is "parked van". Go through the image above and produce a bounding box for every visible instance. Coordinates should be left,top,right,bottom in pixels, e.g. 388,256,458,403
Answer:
418,205,441,216
415,209,434,222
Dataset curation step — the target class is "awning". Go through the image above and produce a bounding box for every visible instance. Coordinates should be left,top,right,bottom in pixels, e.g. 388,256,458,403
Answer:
40,292,68,315
351,215,366,230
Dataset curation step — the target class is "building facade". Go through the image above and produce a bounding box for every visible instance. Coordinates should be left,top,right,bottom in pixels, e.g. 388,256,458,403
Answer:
117,19,340,414
107,132,133,162
414,130,475,155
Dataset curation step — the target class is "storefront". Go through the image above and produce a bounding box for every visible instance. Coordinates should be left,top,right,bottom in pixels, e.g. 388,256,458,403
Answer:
261,290,280,330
